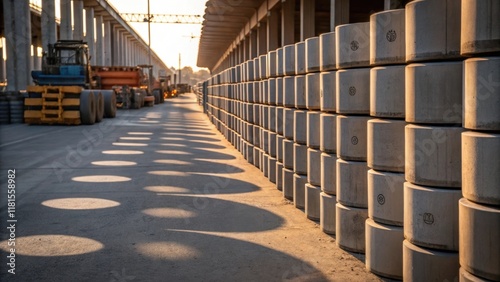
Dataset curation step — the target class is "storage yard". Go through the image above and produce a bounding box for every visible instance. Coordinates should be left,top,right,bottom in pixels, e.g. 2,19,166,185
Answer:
1,0,499,281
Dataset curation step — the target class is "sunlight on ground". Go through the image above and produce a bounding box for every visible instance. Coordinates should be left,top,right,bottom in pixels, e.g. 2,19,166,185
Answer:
137,120,160,124
72,175,131,183
42,198,121,210
91,161,137,166
144,186,191,193
120,137,151,141
155,150,192,155
148,171,190,176
112,142,148,147
127,132,153,135
102,150,144,155
154,159,192,165
160,137,186,141
0,235,104,256
142,207,197,219
160,143,187,147
136,242,201,260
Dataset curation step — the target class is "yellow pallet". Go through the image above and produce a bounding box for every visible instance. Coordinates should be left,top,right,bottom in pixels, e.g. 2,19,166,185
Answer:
25,86,83,125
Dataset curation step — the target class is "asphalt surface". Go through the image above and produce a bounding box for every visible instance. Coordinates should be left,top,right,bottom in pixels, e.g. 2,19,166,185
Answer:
0,93,382,281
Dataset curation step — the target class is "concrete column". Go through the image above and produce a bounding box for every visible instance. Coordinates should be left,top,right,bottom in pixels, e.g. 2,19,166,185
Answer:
267,9,280,51
3,0,32,90
250,30,258,59
385,0,404,10
73,0,84,40
242,38,247,62
33,45,41,70
41,0,57,53
258,22,267,55
60,0,72,40
122,35,127,66
113,27,120,65
300,0,315,41
104,21,112,66
85,7,95,62
331,0,349,31
95,15,104,65
282,0,295,45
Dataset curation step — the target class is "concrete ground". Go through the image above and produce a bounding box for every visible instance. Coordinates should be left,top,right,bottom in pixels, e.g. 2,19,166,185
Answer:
0,93,383,281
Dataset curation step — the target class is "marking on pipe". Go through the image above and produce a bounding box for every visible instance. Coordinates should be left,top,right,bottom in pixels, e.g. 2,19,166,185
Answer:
350,41,359,51
386,30,397,42
423,213,434,225
351,136,359,145
377,194,385,205
349,86,356,96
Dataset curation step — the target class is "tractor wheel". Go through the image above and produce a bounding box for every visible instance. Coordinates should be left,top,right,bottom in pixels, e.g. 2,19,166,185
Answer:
102,90,117,118
153,89,161,104
80,90,96,125
94,91,104,123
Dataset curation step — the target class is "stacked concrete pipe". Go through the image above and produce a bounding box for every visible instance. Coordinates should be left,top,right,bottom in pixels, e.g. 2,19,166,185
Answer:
365,8,406,280
459,0,500,280
334,21,371,254
403,0,463,280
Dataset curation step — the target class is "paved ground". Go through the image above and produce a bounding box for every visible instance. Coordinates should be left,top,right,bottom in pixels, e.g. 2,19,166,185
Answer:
0,93,383,281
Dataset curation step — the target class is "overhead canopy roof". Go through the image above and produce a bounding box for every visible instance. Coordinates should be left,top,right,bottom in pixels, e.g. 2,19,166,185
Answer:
197,0,266,70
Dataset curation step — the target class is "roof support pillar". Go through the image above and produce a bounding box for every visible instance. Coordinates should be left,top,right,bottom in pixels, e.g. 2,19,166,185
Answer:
282,0,295,45
331,0,349,31
300,0,315,41
267,8,279,51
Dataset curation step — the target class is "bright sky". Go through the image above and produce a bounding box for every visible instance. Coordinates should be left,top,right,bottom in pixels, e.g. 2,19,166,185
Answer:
108,0,208,71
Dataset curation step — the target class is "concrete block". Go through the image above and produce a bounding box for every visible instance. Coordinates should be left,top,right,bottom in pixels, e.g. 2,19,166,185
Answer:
405,0,462,62
320,113,337,153
294,110,307,145
320,71,336,112
336,22,370,69
461,0,500,55
307,148,322,186
459,198,500,281
307,112,321,149
269,106,276,132
367,119,406,172
405,124,463,187
321,152,337,195
276,135,284,162
253,104,260,126
262,153,269,177
370,9,406,66
404,182,462,251
406,62,463,124
368,169,405,226
293,143,308,175
305,183,322,221
246,143,254,164
370,65,406,118
294,173,307,209
268,50,277,77
320,192,336,234
337,115,370,161
284,44,296,76
276,162,284,191
277,47,284,77
262,105,269,130
283,76,295,107
464,57,500,131
365,219,404,280
295,42,306,75
276,77,284,106
403,240,459,282
254,57,261,81
295,75,307,109
320,31,336,72
268,78,276,106
247,60,255,81
260,54,268,79
460,267,491,282
283,167,294,200
336,68,370,115
253,146,261,168
306,73,321,110
268,157,277,184
336,203,368,253
253,125,261,148
462,131,500,205
283,108,294,139
283,138,294,169
337,159,368,208
268,132,277,158
306,36,320,73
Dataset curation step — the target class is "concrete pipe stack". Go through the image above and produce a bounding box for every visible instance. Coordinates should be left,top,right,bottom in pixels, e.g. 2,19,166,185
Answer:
319,31,338,235
334,22,371,254
304,36,322,221
365,8,406,280
459,0,500,280
404,0,463,280
293,41,308,210
265,50,279,185
275,47,285,192
282,43,297,201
